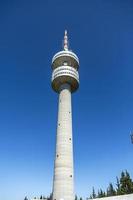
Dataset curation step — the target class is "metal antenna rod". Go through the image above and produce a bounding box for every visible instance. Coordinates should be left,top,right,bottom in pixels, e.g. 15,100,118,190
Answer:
63,30,69,50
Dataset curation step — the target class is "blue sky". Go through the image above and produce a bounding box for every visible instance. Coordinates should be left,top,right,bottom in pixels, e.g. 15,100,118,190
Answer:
0,0,133,200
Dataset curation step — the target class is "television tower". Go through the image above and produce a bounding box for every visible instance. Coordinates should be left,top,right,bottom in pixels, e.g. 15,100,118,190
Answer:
51,30,79,200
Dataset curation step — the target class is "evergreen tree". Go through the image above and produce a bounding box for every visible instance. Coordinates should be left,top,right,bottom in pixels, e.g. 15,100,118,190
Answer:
97,190,100,198
40,195,43,199
103,191,106,197
125,170,133,193
119,170,133,194
92,187,96,199
49,193,53,200
79,197,83,200
75,195,78,200
120,171,126,195
116,176,121,195
24,197,28,200
47,193,52,200
89,187,97,199
97,189,105,198
89,170,133,198
107,183,116,196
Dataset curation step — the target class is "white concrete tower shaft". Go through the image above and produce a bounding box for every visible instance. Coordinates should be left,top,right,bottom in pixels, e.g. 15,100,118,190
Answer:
51,31,79,200
53,83,74,200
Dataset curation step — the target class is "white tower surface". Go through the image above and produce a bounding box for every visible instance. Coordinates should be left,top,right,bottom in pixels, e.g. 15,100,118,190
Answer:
51,31,79,200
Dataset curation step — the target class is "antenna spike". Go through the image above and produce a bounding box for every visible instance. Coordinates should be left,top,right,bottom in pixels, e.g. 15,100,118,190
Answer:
63,30,69,50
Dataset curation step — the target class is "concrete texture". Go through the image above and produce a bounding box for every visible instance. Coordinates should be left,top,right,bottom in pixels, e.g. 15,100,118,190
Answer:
52,84,74,200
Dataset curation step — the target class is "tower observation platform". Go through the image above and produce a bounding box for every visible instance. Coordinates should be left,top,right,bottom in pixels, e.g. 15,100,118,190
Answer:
51,30,79,93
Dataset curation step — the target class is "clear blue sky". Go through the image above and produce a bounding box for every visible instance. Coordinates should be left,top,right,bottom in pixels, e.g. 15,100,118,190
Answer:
0,0,133,200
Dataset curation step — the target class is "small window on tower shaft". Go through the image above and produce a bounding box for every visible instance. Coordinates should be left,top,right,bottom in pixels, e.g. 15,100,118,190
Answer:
70,175,72,177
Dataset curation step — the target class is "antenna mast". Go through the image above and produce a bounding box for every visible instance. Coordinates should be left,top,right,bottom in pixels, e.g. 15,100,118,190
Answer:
63,30,69,50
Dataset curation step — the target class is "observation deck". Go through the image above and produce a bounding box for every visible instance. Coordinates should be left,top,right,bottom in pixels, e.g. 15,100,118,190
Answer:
51,30,79,93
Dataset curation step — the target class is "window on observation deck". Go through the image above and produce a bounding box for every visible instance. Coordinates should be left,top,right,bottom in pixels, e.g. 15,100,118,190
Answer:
63,61,68,66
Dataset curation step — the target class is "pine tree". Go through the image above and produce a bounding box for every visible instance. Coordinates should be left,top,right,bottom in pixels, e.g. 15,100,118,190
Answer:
107,183,116,196
24,197,28,200
116,176,121,195
119,171,126,195
103,191,106,197
75,195,78,200
49,193,52,200
92,187,96,199
125,170,133,193
97,190,100,198
97,189,105,198
47,193,52,200
119,170,133,194
89,170,133,198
